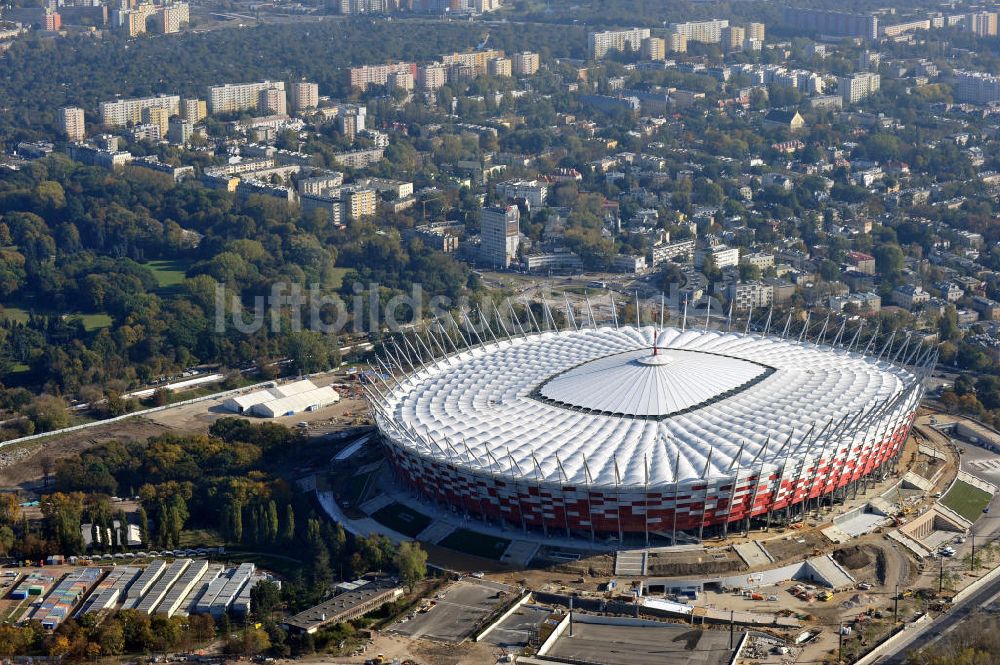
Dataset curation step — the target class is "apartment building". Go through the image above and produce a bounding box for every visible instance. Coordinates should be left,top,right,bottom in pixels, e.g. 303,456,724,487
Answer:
727,281,773,311
722,25,745,50
99,95,180,127
967,11,998,36
156,2,188,33
512,51,539,76
952,70,1000,104
258,87,287,116
641,37,666,61
838,72,880,104
289,82,319,111
782,7,878,40
588,28,651,59
347,62,417,91
59,107,86,142
417,64,448,91
141,107,170,137
207,81,285,115
441,49,505,76
669,19,729,44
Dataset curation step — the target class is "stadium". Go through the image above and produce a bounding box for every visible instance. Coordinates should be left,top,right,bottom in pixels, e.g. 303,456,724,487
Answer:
365,312,934,543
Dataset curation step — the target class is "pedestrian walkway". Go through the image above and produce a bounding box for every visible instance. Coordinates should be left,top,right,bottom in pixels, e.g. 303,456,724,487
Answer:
614,550,646,576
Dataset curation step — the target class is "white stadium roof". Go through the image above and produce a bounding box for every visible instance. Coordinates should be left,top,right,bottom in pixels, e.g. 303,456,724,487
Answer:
376,326,921,488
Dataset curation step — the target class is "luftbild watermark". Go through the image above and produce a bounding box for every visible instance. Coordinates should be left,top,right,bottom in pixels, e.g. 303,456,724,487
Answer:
211,280,729,336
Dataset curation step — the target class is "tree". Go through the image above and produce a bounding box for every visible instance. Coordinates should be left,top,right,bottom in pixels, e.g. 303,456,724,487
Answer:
25,396,69,433
250,580,282,619
393,541,428,592
282,504,295,543
874,244,905,278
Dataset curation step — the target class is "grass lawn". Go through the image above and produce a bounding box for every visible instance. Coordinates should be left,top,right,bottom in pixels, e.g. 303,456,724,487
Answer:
68,313,113,331
941,480,992,523
371,502,432,538
145,259,191,291
2,306,110,331
439,528,510,560
329,267,351,290
0,307,29,324
178,528,225,549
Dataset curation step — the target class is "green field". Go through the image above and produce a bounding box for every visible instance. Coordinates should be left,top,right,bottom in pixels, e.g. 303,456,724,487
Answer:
68,313,113,331
439,528,510,560
942,480,992,523
145,259,190,290
2,306,110,331
371,502,432,538
329,267,350,290
0,307,29,324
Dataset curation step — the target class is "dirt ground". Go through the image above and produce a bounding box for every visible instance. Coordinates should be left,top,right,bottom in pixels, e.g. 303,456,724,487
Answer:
284,633,501,665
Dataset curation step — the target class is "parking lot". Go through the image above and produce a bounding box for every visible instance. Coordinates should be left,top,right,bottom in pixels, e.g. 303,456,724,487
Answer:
388,578,512,643
482,603,554,650
545,622,738,665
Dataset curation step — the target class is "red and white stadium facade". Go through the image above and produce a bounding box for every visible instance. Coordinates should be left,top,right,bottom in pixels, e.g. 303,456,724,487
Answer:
365,313,933,541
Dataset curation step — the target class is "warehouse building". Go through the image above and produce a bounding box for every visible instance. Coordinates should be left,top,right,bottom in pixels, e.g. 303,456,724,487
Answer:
223,379,340,418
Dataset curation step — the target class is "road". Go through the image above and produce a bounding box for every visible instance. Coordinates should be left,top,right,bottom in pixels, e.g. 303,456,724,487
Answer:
876,570,1000,664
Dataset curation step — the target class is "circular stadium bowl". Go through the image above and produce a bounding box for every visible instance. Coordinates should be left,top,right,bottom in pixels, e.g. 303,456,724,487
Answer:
368,324,927,541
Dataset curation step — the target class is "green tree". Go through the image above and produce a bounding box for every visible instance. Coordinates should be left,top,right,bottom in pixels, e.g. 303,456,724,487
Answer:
393,541,428,592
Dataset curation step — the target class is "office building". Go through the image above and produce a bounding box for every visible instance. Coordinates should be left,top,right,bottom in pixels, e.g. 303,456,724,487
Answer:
480,205,520,268
488,57,512,78
417,64,448,91
782,7,878,40
669,19,729,44
641,37,666,61
952,70,1000,104
347,62,417,91
99,95,180,127
588,28,651,59
967,11,998,37
838,72,880,104
180,98,207,122
59,107,86,142
512,51,539,76
207,81,285,115
289,82,319,111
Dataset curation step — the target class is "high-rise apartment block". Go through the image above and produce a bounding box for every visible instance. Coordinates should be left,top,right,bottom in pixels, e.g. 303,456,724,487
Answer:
43,9,61,31
480,205,520,268
59,107,86,142
181,98,207,122
258,87,287,116
838,71,880,104
641,37,666,61
669,19,729,44
488,57,512,78
289,82,319,111
417,64,448,91
952,70,1000,104
666,31,688,53
722,25,745,50
168,117,193,144
588,28,651,59
156,2,188,33
967,11,998,36
782,7,878,40
747,22,765,42
100,94,180,127
207,81,285,115
512,51,539,76
441,49,505,76
141,106,170,137
387,70,415,91
347,62,417,91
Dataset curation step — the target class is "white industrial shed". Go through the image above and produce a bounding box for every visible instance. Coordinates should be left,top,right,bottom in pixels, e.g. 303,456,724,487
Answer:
224,380,340,418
